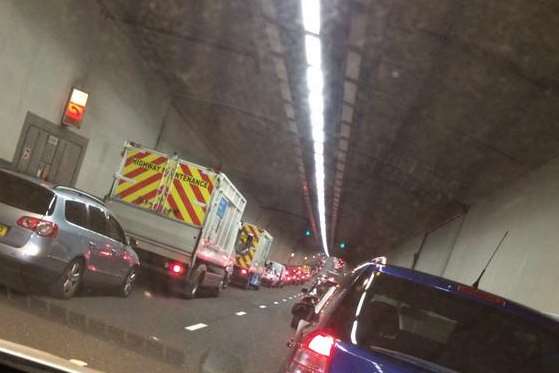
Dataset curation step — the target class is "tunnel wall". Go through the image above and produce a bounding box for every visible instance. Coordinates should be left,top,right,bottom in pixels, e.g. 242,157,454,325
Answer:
0,0,301,265
389,157,559,313
0,0,170,196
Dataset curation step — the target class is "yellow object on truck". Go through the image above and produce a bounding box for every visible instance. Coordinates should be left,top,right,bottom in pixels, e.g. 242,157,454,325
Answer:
232,223,273,289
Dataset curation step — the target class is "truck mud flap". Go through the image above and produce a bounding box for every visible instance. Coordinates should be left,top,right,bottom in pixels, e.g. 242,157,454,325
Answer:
199,266,225,289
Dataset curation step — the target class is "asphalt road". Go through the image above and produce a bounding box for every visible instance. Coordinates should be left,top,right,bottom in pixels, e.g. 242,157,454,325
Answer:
0,281,305,373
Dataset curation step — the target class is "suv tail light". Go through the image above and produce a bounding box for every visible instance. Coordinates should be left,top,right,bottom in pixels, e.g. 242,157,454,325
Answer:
17,217,58,238
286,330,336,373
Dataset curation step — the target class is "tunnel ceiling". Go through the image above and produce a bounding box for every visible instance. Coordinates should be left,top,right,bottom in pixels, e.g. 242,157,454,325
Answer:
99,0,559,262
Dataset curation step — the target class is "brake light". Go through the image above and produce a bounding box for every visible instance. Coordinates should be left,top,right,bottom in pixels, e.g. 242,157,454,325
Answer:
17,217,58,238
287,330,336,373
457,285,506,306
308,333,335,357
241,269,248,275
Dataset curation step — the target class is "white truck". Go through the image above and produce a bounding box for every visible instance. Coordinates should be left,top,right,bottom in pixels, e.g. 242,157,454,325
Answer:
105,142,246,298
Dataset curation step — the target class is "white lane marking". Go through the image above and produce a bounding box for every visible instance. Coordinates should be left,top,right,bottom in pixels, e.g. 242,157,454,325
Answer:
273,301,279,305
69,359,88,367
149,336,159,341
235,311,247,316
185,323,208,331
282,299,287,302
259,305,267,309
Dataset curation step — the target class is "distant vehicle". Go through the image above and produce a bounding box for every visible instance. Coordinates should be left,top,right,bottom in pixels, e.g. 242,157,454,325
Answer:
288,265,311,285
317,256,344,281
290,276,338,329
284,262,559,373
106,142,246,298
231,223,273,289
261,261,285,287
284,266,301,285
280,268,292,287
0,169,140,299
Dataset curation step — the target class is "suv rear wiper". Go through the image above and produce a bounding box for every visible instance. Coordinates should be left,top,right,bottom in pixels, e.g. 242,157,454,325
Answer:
367,345,458,373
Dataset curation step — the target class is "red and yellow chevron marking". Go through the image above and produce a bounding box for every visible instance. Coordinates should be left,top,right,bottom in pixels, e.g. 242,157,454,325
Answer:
164,163,216,227
115,149,168,209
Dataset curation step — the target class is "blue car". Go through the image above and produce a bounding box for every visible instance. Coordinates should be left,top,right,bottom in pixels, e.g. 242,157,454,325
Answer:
284,262,559,372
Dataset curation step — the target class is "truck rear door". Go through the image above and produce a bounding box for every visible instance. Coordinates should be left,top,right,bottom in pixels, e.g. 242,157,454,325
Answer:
196,174,246,269
111,145,170,212
161,160,216,228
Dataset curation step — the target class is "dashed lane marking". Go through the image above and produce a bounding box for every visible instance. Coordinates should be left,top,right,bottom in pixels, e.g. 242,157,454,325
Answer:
259,305,267,309
235,311,247,316
273,301,279,305
282,299,287,302
185,323,208,331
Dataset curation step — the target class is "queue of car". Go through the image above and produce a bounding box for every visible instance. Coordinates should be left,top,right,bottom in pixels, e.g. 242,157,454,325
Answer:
0,165,312,300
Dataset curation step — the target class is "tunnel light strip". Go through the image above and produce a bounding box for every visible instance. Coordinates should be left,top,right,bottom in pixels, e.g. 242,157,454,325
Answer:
302,0,329,257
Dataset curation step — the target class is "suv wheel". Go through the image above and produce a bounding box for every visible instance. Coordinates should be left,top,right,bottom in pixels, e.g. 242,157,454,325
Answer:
51,259,83,299
119,268,137,297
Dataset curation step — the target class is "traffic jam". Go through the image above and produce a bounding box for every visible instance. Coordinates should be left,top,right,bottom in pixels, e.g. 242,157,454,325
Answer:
0,143,322,299
2,0,559,372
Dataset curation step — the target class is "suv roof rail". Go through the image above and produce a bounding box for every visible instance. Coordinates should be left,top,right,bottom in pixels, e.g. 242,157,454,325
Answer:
54,186,105,206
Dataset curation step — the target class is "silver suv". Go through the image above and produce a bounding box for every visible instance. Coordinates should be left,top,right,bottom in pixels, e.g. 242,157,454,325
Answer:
0,169,140,299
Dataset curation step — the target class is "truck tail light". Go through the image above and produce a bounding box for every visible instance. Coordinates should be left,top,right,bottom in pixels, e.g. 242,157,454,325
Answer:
168,262,185,275
286,330,336,373
17,217,58,238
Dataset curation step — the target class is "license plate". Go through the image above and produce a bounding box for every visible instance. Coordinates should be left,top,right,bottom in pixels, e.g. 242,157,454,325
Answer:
0,224,7,237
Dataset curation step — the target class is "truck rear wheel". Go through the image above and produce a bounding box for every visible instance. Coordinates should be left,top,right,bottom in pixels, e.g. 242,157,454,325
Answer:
184,273,202,299
206,268,226,297
207,278,224,298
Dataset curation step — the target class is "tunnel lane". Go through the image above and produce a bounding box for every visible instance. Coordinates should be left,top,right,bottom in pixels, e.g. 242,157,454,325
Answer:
0,283,304,373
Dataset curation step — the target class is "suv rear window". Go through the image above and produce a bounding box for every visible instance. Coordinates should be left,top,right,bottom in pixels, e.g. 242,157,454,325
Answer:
0,170,56,215
106,215,125,243
88,206,108,236
65,200,87,228
328,270,559,373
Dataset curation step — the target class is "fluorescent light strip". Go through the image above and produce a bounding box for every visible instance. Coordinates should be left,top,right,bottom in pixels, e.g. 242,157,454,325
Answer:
302,0,329,256
301,0,321,35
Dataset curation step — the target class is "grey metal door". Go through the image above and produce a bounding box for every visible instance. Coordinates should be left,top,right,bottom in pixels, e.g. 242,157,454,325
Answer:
13,112,88,186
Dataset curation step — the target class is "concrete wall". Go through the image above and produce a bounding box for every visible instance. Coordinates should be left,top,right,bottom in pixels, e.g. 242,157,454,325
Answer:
415,216,464,276
0,0,170,196
388,157,559,313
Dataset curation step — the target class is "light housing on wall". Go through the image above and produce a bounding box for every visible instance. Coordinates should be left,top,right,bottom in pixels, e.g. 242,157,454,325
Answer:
62,88,88,128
